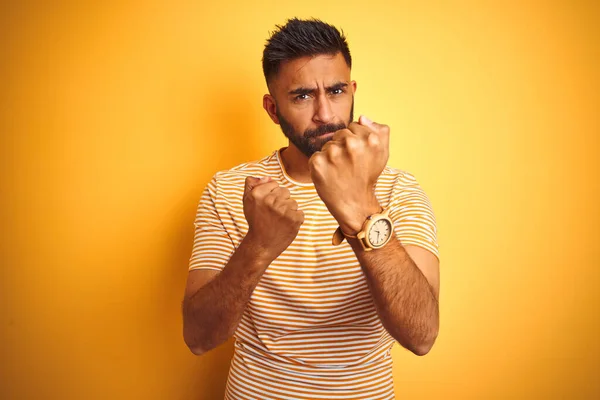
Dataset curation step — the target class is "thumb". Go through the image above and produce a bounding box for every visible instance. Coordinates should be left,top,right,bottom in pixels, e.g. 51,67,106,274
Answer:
359,114,390,150
244,175,270,193
359,115,380,130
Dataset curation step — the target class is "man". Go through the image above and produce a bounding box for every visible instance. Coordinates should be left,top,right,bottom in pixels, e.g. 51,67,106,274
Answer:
182,18,440,400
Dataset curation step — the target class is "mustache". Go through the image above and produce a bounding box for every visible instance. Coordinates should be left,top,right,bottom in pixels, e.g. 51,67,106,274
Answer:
304,122,348,139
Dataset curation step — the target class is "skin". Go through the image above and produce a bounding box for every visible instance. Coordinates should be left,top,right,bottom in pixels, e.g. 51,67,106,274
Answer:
263,53,355,182
183,52,440,357
182,176,304,355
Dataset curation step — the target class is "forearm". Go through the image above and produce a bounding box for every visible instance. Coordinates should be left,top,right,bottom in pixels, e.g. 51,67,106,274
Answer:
348,235,439,356
183,234,272,355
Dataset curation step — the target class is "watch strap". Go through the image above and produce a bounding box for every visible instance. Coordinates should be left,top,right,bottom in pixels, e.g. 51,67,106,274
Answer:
332,226,358,246
331,206,385,246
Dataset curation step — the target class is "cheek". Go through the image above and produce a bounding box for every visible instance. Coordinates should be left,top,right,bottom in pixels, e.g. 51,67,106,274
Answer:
332,97,353,117
286,107,314,131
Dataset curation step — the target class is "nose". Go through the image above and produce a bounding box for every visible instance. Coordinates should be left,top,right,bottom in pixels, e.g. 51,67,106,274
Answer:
313,94,334,124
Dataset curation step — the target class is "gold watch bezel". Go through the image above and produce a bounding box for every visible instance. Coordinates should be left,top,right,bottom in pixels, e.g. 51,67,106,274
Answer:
355,207,394,251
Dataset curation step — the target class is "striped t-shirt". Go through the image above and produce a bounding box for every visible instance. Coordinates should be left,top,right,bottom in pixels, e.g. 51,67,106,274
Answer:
189,147,439,400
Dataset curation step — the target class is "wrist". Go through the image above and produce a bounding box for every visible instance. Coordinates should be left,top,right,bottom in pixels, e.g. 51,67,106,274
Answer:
241,230,277,266
338,202,383,235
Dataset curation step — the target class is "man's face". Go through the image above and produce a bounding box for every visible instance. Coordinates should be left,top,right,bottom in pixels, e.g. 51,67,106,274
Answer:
266,52,356,158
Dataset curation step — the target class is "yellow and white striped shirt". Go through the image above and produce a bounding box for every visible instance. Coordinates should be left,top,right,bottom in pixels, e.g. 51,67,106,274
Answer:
189,147,439,399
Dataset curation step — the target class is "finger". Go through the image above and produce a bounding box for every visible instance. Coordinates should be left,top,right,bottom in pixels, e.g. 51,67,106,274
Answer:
359,115,390,149
251,180,280,198
277,198,298,211
332,127,352,141
321,140,342,158
271,186,291,200
359,115,387,133
347,121,370,139
359,114,372,127
285,207,305,223
320,139,337,152
244,175,271,194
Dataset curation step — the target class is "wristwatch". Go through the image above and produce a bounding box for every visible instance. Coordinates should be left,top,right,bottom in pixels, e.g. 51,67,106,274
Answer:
332,206,394,251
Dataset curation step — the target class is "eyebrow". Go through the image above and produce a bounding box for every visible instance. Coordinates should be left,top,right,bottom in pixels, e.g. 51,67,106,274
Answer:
288,82,349,96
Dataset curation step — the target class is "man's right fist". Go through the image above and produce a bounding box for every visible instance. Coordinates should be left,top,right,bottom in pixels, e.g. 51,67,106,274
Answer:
242,176,304,262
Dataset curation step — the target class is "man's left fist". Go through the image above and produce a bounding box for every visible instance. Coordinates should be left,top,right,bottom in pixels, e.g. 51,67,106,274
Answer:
308,115,390,234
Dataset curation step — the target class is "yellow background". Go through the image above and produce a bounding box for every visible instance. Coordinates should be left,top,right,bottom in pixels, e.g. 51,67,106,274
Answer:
1,1,598,399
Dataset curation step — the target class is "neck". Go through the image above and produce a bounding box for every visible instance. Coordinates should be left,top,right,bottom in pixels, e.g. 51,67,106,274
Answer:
280,144,313,184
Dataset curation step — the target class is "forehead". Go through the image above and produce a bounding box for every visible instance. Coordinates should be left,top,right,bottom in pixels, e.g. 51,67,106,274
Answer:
272,52,350,91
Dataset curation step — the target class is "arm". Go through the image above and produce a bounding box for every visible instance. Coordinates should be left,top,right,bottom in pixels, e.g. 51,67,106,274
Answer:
182,175,304,355
307,116,440,356
182,233,271,355
344,218,440,356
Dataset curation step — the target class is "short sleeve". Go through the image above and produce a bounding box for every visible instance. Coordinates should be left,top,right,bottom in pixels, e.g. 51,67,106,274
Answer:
188,175,236,272
388,171,440,260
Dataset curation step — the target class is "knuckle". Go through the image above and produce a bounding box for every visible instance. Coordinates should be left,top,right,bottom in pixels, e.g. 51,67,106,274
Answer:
346,137,360,151
326,145,340,160
277,205,288,216
264,193,275,205
246,189,257,200
265,182,277,192
321,142,334,154
332,129,346,140
311,153,324,165
367,132,380,146
279,187,290,198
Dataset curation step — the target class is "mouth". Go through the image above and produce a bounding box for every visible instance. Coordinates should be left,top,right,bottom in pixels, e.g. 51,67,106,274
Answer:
315,132,334,139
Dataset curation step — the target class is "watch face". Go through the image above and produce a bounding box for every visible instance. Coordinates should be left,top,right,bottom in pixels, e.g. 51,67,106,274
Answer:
368,219,392,247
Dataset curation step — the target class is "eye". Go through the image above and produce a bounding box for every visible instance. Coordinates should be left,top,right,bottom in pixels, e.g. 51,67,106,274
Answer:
331,88,344,95
295,94,310,101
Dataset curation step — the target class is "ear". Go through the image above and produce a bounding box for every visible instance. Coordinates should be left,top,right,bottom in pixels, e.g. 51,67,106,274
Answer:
263,94,280,124
351,80,357,95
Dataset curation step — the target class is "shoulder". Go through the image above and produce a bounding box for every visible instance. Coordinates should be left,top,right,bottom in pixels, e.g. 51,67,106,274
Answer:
379,165,421,188
210,150,279,191
378,166,434,208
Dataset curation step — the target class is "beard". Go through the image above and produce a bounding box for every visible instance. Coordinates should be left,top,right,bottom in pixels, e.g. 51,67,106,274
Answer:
276,98,354,158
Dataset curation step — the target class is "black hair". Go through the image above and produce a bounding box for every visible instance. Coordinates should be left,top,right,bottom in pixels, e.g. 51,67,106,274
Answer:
262,18,352,86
